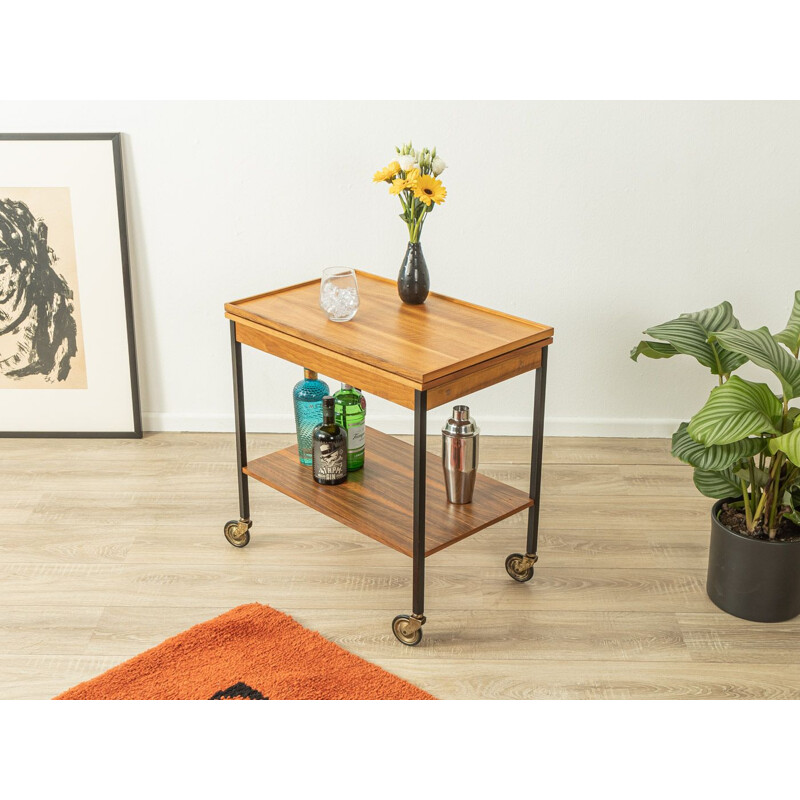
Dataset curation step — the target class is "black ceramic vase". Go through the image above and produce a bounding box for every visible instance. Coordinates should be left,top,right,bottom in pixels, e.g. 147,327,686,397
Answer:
397,242,430,305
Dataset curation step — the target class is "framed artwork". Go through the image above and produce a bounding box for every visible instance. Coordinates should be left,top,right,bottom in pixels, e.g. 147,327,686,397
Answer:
0,133,141,437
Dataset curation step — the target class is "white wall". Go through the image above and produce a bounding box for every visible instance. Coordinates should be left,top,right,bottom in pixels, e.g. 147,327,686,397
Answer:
2,101,799,436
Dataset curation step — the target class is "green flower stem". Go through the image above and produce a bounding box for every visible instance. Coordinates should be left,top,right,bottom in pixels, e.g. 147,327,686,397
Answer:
400,189,415,241
409,198,424,243
414,210,426,242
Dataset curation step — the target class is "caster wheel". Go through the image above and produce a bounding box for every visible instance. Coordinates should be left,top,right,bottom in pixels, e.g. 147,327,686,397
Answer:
505,553,534,583
224,519,251,548
392,615,423,646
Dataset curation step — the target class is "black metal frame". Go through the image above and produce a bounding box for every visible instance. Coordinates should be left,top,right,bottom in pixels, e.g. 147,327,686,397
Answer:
412,389,427,620
226,328,548,636
231,321,251,523
406,347,549,626
526,345,549,556
0,133,142,439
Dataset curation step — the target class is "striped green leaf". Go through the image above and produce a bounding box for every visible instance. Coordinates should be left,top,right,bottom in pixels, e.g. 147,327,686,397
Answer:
774,291,800,356
630,340,679,361
681,301,739,332
713,326,800,400
693,467,742,499
687,376,782,445
640,301,746,375
769,427,800,467
671,422,765,470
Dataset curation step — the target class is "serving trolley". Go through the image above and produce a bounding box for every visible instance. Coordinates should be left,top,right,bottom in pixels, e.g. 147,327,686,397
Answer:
223,271,554,645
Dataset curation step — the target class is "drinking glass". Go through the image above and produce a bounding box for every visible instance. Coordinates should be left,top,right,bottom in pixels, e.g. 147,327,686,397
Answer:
319,267,359,322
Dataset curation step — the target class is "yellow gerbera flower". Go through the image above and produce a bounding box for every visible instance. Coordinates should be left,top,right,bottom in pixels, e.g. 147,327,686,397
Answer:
405,168,420,185
373,161,401,183
389,178,409,195
413,174,446,206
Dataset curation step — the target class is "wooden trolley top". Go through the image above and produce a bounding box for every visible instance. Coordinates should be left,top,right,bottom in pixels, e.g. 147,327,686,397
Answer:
225,270,553,410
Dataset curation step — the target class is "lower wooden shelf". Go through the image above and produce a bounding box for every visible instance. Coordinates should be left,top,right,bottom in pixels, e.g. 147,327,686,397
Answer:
244,427,533,558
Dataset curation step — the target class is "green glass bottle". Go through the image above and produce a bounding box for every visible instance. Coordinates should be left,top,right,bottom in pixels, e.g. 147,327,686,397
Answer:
333,384,366,471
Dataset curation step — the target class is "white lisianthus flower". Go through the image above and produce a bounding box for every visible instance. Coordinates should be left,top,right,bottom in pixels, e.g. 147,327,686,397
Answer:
431,156,447,176
397,154,416,171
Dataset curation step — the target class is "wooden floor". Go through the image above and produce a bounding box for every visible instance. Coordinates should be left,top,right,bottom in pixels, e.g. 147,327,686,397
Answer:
2,432,799,700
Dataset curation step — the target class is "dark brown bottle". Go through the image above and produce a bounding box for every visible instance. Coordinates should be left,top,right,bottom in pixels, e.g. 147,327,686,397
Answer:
312,396,347,485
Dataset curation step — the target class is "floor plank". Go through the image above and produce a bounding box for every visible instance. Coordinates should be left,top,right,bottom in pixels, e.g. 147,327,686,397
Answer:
373,659,800,700
0,607,103,655
119,526,708,570
1,431,795,701
0,656,126,700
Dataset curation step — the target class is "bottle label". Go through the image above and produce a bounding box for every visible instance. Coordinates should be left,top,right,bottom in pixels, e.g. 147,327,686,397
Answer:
315,442,346,479
347,424,365,452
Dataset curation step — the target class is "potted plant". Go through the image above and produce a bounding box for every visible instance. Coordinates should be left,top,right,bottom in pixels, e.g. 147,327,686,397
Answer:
631,292,800,622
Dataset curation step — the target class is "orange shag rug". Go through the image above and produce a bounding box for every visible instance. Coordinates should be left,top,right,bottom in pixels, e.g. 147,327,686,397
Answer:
55,604,434,700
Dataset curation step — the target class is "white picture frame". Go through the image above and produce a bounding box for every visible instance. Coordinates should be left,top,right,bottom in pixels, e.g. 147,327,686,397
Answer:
0,133,141,437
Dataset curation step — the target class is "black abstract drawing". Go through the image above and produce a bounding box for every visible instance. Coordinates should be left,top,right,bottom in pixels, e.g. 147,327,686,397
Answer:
0,197,78,383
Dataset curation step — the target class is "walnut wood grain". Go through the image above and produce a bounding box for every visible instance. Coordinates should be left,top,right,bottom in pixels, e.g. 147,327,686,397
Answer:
234,318,418,408
234,317,550,410
225,270,553,385
243,427,533,557
426,341,547,409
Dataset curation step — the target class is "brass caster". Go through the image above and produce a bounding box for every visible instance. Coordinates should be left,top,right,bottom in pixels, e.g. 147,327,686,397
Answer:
505,552,537,583
224,518,252,548
392,614,425,646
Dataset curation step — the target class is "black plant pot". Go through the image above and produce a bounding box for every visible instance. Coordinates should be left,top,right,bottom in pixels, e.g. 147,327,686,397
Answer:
707,498,800,622
397,242,430,305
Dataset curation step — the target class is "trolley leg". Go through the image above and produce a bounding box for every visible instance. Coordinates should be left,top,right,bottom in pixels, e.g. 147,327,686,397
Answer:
391,389,427,645
526,345,548,556
223,320,252,547
505,345,548,582
412,389,427,618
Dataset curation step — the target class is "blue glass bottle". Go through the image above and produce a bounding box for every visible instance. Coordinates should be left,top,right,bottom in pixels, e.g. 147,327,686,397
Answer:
293,368,330,465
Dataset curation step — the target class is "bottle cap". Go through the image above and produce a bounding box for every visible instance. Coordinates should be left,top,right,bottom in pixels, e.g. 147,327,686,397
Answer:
304,368,318,380
442,405,479,438
342,383,353,390
322,396,334,409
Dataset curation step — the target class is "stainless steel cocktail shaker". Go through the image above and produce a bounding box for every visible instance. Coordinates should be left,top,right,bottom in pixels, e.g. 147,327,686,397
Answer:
442,405,480,504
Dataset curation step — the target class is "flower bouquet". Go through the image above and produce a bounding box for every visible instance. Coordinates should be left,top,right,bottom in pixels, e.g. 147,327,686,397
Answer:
373,141,447,304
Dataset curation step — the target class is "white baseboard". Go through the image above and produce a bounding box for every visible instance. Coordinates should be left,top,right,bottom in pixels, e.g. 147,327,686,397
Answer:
142,412,684,438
